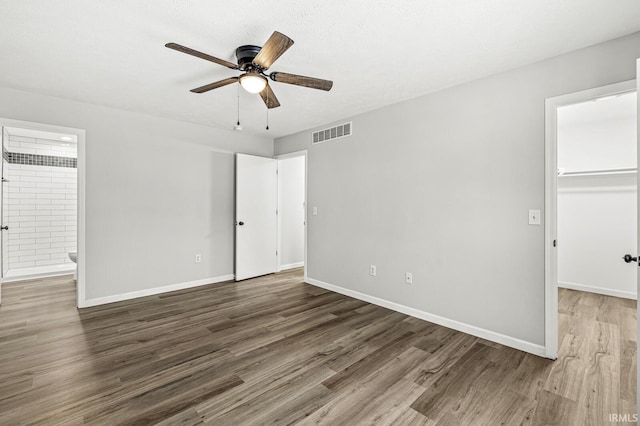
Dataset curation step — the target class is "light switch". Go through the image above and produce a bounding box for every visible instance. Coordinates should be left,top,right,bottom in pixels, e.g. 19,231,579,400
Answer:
528,209,541,225
312,206,318,216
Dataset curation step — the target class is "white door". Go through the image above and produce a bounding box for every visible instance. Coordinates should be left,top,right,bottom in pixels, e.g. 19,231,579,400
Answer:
235,153,278,281
636,58,639,419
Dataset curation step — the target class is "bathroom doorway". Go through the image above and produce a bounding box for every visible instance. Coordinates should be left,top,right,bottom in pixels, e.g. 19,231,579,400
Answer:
0,119,85,306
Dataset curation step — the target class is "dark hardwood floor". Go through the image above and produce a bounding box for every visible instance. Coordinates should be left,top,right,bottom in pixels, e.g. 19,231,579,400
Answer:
0,269,636,425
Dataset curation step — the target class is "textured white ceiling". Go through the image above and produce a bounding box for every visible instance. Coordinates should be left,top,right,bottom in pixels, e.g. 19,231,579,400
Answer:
1,1,640,138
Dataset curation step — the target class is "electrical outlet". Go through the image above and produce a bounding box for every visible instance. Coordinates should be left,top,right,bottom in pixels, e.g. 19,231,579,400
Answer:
405,272,413,284
369,265,376,276
195,254,201,264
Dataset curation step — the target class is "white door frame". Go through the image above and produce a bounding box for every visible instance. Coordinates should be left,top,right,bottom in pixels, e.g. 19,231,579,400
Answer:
636,57,640,421
275,150,308,282
0,118,86,308
0,127,6,304
544,79,636,359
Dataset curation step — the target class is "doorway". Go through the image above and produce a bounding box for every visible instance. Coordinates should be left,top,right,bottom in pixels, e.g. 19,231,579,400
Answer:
277,152,306,274
234,151,307,282
2,127,78,281
557,91,637,298
0,118,85,307
544,80,636,358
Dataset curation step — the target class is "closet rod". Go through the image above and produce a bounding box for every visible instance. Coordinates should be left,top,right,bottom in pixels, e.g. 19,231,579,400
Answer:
558,167,637,177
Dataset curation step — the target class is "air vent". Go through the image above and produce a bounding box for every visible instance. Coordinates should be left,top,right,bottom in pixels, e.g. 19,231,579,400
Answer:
312,122,352,144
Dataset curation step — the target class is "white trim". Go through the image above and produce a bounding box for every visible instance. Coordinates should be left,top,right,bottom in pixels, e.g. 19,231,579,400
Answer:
77,126,86,309
79,274,234,308
558,185,636,194
0,118,86,308
544,79,636,360
544,94,559,360
278,262,304,271
2,265,75,283
305,277,547,358
0,127,6,305
275,150,308,282
276,150,308,160
304,153,308,283
558,281,637,300
636,57,640,421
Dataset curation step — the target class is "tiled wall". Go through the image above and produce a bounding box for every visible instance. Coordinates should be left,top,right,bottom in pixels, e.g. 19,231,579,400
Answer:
5,135,77,270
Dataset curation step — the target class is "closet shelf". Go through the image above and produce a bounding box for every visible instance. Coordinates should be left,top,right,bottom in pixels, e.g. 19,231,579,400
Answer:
557,167,637,177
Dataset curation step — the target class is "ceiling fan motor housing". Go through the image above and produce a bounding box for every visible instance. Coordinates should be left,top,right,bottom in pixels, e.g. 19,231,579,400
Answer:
236,45,262,70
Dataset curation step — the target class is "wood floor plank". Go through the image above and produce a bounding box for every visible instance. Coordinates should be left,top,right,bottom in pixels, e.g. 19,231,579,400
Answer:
410,342,497,419
156,408,204,426
256,384,335,426
379,407,435,426
88,373,244,426
303,347,432,424
620,339,637,405
575,366,620,426
412,332,478,388
544,333,589,401
321,331,417,391
530,389,578,425
203,366,334,424
197,363,332,419
506,352,555,401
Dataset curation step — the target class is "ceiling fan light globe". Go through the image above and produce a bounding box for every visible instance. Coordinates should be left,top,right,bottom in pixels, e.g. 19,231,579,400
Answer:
240,74,267,93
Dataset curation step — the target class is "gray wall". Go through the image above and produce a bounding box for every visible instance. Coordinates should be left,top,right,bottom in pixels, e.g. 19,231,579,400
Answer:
276,32,640,347
0,86,273,300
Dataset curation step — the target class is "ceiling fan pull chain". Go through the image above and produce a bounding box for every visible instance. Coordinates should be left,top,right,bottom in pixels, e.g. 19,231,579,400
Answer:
236,83,241,126
266,89,270,130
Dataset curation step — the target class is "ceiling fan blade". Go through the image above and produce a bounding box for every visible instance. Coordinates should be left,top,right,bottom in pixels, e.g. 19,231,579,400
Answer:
259,83,281,109
270,72,333,91
191,77,239,93
165,42,238,70
253,31,294,70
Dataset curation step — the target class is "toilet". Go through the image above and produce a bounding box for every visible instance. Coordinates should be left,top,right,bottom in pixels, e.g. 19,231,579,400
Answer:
69,252,77,280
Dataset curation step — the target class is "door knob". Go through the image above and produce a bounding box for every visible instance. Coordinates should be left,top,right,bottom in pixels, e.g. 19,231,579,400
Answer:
238,221,244,226
622,254,638,263
0,226,7,231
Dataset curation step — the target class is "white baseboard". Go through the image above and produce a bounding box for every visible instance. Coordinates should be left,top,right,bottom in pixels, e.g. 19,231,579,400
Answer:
558,281,637,300
305,277,547,358
79,274,235,308
278,262,304,272
2,268,75,283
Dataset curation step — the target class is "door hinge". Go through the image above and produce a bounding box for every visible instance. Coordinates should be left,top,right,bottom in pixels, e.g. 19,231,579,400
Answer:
553,240,557,247
276,209,278,215
276,250,278,256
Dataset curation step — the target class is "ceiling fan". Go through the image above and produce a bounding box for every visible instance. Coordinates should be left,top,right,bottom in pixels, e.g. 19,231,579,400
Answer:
166,31,333,109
